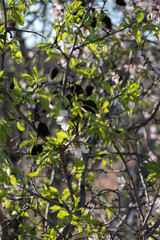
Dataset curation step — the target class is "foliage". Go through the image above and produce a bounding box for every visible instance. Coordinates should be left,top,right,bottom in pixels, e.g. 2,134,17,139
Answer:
0,0,160,239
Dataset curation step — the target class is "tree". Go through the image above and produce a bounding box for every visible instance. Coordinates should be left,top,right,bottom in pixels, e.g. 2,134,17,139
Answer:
0,0,160,239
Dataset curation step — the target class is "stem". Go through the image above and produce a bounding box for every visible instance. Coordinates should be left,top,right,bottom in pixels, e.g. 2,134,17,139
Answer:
60,146,75,203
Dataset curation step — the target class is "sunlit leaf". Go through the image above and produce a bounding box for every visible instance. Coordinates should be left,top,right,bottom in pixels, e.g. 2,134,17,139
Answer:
17,121,25,131
103,82,113,94
50,205,62,211
11,10,24,26
39,94,50,111
136,12,145,23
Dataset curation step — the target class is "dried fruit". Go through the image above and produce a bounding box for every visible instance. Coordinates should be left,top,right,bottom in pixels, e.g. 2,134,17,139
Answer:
50,67,59,80
81,100,97,113
66,94,72,102
37,122,49,138
91,16,97,28
31,144,43,155
10,82,14,90
85,85,93,96
70,83,83,96
116,0,126,6
102,15,112,29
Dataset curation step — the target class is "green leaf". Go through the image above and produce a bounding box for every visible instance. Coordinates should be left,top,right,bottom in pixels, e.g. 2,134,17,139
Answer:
133,7,141,13
104,44,107,53
0,70,4,78
10,175,17,186
102,100,109,109
17,73,33,80
71,221,79,226
103,82,113,94
62,188,70,200
18,235,23,240
11,10,24,26
57,210,69,219
62,32,68,40
56,131,68,143
23,212,29,217
0,25,4,34
70,57,75,68
10,45,22,64
0,120,13,142
49,187,59,196
102,159,107,166
136,12,145,23
70,0,82,10
39,94,50,111
20,140,30,148
56,131,68,139
76,68,89,76
86,34,94,43
107,208,112,218
28,168,40,178
16,3,26,12
132,27,141,44
36,43,52,49
17,121,25,131
32,65,37,80
50,205,62,211
8,0,13,6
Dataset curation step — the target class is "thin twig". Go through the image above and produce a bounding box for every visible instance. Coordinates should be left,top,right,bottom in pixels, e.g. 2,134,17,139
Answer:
0,86,47,142
127,100,160,131
73,22,136,51
60,146,75,203
7,27,46,39
61,0,96,96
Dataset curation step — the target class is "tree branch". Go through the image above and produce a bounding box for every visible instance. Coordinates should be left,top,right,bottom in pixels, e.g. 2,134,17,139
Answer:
127,100,160,131
7,27,46,39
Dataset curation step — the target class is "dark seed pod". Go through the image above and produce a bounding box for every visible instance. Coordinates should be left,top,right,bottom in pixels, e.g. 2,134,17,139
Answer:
116,0,126,6
34,114,40,122
70,83,83,96
10,82,14,90
53,89,59,94
34,103,43,121
102,15,112,29
85,86,94,96
50,67,59,80
31,144,43,156
82,100,97,113
66,94,73,103
91,16,97,28
37,122,49,138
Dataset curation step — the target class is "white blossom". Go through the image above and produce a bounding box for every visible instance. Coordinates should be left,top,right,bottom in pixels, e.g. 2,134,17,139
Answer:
135,0,160,24
56,110,69,131
154,198,160,214
69,137,89,159
145,196,160,214
118,176,126,191
128,101,135,109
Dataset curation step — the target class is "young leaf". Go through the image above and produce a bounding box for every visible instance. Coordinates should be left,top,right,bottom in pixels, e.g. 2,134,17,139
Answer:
56,131,68,139
11,10,24,26
10,175,17,186
103,82,113,94
28,168,40,178
10,46,22,64
57,210,69,219
17,121,25,131
136,12,145,23
20,140,30,148
50,205,62,211
132,27,141,44
39,94,50,111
